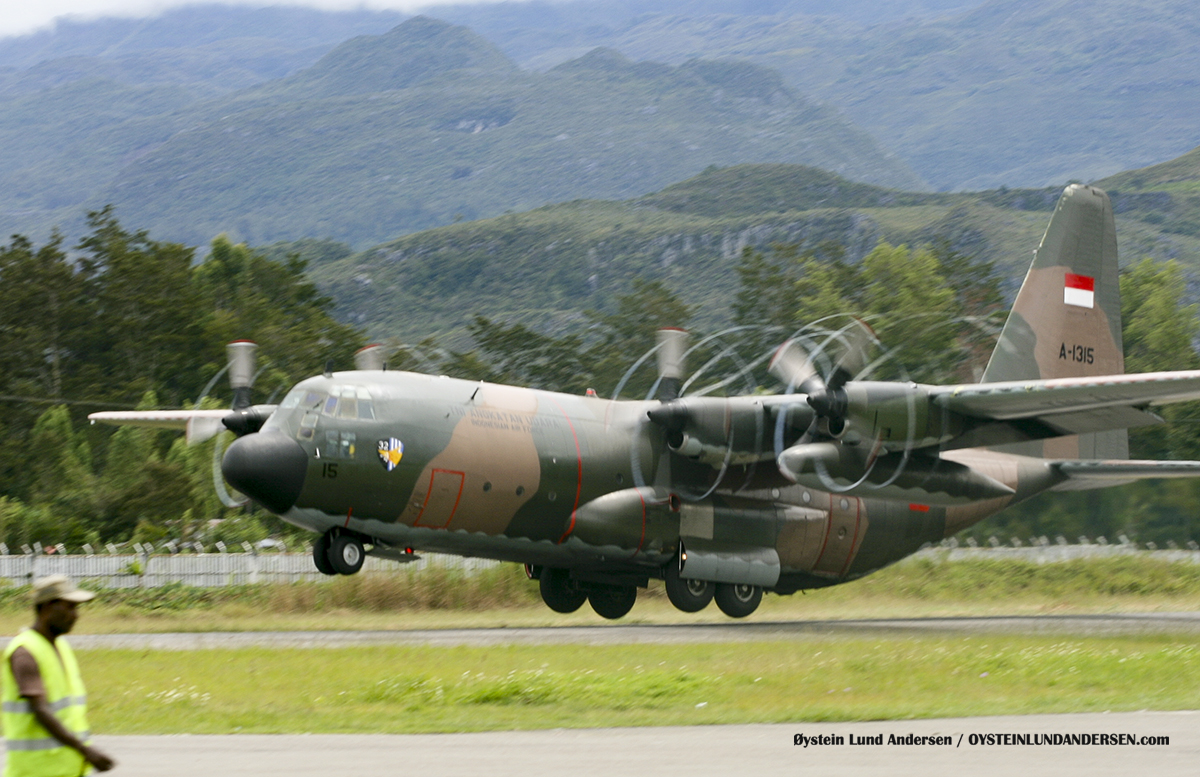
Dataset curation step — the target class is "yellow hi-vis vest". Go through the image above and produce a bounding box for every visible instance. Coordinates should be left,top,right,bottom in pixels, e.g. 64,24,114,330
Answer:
2,629,89,777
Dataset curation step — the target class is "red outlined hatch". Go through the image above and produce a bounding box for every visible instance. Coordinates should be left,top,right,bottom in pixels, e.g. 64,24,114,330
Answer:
413,469,465,528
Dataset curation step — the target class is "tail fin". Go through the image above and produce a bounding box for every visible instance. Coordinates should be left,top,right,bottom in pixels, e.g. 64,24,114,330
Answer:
982,184,1126,459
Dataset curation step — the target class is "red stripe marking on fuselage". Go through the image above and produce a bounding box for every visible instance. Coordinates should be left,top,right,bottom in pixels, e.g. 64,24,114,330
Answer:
548,396,584,544
634,487,647,555
838,497,863,578
815,492,835,565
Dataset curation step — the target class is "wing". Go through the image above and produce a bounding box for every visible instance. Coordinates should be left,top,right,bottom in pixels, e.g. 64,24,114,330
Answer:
933,370,1200,444
90,409,232,445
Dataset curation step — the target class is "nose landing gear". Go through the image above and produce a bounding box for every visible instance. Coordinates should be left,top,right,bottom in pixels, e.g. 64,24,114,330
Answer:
312,530,366,576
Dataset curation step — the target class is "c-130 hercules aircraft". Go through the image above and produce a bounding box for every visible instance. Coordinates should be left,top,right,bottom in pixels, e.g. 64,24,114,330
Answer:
93,184,1200,619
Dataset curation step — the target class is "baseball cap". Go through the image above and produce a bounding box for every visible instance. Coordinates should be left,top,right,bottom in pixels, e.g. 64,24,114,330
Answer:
33,575,96,605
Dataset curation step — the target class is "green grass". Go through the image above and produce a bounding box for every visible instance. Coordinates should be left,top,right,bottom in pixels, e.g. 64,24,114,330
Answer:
82,635,1200,733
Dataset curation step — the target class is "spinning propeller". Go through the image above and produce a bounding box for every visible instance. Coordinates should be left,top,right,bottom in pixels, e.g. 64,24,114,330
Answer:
636,318,966,500
767,319,875,439
89,340,279,507
766,320,913,493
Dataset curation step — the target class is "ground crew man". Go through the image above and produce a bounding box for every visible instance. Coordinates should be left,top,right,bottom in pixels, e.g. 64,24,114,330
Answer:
2,575,114,776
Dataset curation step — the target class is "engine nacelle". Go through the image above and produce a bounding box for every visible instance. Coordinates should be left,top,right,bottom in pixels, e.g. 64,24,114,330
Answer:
568,487,677,558
777,442,1014,505
647,396,814,466
842,381,966,450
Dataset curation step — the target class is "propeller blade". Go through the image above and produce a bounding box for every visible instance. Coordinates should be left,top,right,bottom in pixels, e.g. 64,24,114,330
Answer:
354,344,387,371
655,328,688,401
768,339,826,396
827,319,876,391
226,340,257,410
185,416,225,446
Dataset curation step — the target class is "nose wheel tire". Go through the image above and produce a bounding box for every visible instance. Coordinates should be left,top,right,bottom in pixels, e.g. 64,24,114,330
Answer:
714,583,762,618
589,586,637,620
539,568,588,613
328,535,365,575
312,532,337,576
664,565,714,613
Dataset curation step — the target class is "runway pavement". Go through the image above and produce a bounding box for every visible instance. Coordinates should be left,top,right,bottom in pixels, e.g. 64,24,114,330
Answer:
76,711,1197,777
65,611,1200,650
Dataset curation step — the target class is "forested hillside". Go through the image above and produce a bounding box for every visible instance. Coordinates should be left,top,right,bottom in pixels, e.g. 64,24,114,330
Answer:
307,161,1200,345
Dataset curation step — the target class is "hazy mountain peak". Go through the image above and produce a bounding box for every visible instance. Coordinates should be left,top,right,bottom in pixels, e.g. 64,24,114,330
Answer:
677,59,787,100
549,47,674,80
277,15,519,97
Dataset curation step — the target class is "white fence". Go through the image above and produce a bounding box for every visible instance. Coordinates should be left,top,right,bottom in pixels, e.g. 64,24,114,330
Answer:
924,534,1200,564
0,551,501,589
916,545,1200,565
1,537,1197,589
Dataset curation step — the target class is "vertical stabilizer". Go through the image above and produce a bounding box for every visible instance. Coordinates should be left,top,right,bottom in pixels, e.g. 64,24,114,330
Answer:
982,184,1126,458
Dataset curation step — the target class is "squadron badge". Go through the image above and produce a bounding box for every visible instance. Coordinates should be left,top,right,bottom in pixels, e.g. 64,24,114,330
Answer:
377,438,404,471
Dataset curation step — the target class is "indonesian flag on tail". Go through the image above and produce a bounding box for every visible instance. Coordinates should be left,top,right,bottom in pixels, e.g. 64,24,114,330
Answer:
1064,273,1094,308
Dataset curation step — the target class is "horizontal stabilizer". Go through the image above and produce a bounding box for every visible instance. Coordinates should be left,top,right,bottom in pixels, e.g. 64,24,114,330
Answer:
1052,459,1200,490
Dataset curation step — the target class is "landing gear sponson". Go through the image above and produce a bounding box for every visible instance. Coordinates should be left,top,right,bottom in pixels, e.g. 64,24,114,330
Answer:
527,563,763,620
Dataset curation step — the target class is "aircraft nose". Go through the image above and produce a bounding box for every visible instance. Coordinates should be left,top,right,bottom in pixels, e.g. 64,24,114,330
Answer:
221,431,309,514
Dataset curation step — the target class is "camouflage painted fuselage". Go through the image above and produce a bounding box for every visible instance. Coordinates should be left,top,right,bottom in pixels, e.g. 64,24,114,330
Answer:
266,370,1057,592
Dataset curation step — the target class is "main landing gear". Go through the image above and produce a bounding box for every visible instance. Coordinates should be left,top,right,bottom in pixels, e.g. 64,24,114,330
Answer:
313,530,366,576
713,582,762,618
531,565,763,619
533,567,640,620
664,564,715,613
662,560,763,618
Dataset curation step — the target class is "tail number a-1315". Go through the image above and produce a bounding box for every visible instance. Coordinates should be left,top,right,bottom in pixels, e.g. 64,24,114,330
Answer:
1059,343,1094,364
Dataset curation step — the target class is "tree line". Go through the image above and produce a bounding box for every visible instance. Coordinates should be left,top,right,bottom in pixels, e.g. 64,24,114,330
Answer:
0,209,362,551
1,211,1198,551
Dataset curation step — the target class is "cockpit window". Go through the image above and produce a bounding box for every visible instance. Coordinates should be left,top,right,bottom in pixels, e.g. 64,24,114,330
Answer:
336,386,358,419
279,389,304,410
298,411,318,440
321,385,376,420
356,387,375,420
323,430,358,459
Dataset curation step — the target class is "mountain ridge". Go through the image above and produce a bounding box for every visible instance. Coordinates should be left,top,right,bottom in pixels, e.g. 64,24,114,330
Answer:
302,151,1200,345
0,16,924,248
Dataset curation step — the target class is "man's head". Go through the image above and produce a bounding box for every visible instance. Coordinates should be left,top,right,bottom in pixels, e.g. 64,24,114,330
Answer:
32,575,95,637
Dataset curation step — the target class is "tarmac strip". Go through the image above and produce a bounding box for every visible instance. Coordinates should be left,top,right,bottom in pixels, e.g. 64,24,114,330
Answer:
65,612,1200,650
75,711,1198,777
